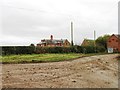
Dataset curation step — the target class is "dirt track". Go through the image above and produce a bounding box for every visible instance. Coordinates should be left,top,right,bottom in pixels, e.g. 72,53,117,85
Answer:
2,54,119,88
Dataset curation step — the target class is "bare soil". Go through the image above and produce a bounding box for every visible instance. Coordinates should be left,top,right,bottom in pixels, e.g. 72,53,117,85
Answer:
2,54,119,88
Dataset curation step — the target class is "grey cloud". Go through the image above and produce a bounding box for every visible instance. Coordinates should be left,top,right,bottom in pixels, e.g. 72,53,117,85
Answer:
1,0,119,45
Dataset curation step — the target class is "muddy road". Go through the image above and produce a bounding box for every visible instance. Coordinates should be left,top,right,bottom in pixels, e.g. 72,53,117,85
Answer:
2,54,119,88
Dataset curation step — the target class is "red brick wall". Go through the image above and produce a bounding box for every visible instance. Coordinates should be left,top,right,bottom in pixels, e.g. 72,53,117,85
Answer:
107,35,120,52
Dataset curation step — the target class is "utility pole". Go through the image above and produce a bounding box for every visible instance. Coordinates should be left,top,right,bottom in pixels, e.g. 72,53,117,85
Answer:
71,22,74,46
94,30,96,53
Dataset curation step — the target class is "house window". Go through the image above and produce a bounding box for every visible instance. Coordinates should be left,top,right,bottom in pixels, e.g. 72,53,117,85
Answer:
112,39,114,41
116,40,118,42
109,40,111,42
44,43,46,46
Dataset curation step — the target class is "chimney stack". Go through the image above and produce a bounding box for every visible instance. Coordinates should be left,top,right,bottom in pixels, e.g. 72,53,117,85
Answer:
50,35,53,40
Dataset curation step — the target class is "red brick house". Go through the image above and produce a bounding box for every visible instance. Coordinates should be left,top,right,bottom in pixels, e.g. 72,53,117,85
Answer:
37,35,70,47
107,34,120,53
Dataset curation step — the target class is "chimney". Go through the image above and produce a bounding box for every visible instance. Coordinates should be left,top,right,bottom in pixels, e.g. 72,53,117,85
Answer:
50,35,53,40
71,22,74,46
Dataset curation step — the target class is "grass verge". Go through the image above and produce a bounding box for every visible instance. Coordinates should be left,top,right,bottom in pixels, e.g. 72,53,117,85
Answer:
1,53,108,64
2,53,83,64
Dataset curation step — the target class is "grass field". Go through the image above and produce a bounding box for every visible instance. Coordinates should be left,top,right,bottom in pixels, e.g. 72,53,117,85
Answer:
1,53,88,64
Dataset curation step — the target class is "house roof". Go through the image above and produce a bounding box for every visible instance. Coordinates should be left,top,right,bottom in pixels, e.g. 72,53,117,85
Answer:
81,39,94,46
114,34,120,39
84,39,94,42
38,39,67,44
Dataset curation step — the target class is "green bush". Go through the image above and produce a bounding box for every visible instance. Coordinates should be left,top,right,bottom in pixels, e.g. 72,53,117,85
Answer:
81,46,94,53
2,46,35,55
80,46,106,54
96,46,106,53
35,47,71,53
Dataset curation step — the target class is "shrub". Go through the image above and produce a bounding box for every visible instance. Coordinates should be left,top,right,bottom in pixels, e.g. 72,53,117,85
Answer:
2,46,35,55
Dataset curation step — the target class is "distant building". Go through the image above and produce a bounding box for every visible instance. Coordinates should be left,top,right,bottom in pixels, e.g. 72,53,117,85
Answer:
37,35,70,47
81,39,94,46
107,34,120,53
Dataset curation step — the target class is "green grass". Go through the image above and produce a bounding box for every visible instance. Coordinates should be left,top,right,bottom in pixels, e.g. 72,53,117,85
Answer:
1,53,87,64
1,53,108,64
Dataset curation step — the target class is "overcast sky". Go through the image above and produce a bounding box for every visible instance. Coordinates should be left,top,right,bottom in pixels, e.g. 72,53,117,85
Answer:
0,0,119,46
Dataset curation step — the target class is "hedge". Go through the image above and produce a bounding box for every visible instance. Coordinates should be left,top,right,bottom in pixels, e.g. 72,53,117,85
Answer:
2,46,35,55
1,45,106,55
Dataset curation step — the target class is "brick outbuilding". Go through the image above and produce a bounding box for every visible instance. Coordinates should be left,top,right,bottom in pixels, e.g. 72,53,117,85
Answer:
107,34,120,53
